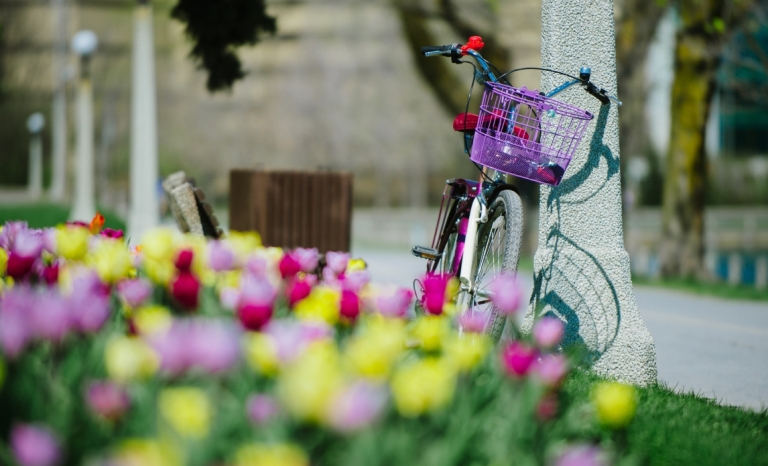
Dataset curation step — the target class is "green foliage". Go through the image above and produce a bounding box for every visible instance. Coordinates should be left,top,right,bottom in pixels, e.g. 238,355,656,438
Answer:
0,204,125,231
170,0,277,92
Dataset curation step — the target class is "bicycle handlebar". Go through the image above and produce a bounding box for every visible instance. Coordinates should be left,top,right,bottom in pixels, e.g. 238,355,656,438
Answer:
421,37,621,106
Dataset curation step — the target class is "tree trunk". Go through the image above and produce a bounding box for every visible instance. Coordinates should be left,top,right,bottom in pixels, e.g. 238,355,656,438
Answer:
659,6,721,278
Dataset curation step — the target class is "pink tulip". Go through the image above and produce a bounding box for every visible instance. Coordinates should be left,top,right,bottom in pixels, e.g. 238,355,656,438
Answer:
238,275,277,331
85,381,130,420
238,303,273,331
219,287,240,310
375,288,413,318
245,256,268,278
342,270,370,293
117,278,153,308
287,278,312,307
278,253,301,279
555,445,607,466
208,240,234,272
263,320,333,364
0,286,34,357
293,247,319,273
534,354,569,387
500,341,538,377
533,316,565,349
100,228,124,240
326,382,388,432
339,289,361,322
489,274,521,314
246,394,280,425
458,309,487,333
11,424,61,466
326,251,350,275
422,274,451,315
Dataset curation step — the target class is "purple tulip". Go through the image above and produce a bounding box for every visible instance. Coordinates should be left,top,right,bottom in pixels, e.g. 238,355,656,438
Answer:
246,394,280,425
0,286,34,357
0,221,28,251
375,288,413,318
500,341,538,377
116,278,153,308
30,290,71,342
148,324,189,375
293,247,319,273
208,240,234,272
187,319,241,373
263,320,333,364
458,309,488,333
85,381,130,420
555,444,608,466
68,273,110,333
99,228,124,240
13,229,45,260
219,287,240,310
41,228,57,254
533,316,565,349
326,381,388,432
490,274,521,315
244,256,268,278
326,251,350,275
11,424,61,466
341,270,370,293
534,354,569,387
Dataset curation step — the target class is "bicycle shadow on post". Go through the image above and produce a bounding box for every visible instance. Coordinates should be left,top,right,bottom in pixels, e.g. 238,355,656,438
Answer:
529,104,622,363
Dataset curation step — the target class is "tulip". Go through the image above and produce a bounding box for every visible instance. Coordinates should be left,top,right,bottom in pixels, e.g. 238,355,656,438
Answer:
55,226,90,261
534,354,569,387
375,288,413,318
326,381,388,432
592,381,637,428
278,253,301,279
326,251,350,275
341,270,370,293
187,320,241,373
69,273,111,334
0,247,7,276
6,253,36,280
390,358,456,416
339,289,361,322
0,221,28,251
286,278,312,307
159,387,211,439
500,341,537,377
85,380,130,420
31,290,71,341
458,309,487,333
489,273,521,314
238,303,273,331
246,394,280,425
233,443,308,466
536,392,559,421
41,262,60,286
208,240,234,272
100,228,124,240
117,278,153,308
293,247,319,272
89,212,105,234
170,272,200,310
533,316,565,349
11,424,61,466
0,286,33,357
555,444,608,466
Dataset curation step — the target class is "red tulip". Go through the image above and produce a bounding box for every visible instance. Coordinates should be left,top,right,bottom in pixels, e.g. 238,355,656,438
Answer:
501,341,538,377
278,253,301,279
171,271,200,310
238,303,273,331
287,279,312,307
339,289,361,322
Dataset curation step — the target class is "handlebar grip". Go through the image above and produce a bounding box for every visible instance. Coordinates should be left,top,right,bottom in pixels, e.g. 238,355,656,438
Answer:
420,44,455,57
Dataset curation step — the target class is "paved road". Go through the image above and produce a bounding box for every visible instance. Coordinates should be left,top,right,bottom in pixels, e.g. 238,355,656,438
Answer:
354,246,768,411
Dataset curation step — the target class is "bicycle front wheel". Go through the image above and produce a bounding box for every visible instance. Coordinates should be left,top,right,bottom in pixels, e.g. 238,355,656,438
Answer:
468,189,524,341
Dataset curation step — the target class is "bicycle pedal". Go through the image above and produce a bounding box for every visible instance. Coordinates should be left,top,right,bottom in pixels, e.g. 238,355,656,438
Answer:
412,245,441,260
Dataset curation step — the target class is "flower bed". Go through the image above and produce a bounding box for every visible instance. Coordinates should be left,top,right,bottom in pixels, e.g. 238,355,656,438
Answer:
0,216,637,466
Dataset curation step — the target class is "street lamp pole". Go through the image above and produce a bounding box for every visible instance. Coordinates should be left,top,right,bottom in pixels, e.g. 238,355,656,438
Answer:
70,30,98,222
26,113,45,200
128,0,160,240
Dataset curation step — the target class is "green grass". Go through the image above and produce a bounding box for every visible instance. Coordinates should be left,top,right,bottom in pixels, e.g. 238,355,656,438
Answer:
0,203,126,231
564,369,768,466
632,275,768,302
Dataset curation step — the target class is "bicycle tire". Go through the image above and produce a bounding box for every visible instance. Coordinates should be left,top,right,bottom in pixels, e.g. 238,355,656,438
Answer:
467,189,523,342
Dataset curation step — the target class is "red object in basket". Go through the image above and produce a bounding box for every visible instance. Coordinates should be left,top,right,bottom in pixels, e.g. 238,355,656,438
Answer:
453,112,530,140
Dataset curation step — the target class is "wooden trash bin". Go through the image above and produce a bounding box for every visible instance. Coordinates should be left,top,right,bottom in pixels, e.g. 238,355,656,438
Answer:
229,169,353,253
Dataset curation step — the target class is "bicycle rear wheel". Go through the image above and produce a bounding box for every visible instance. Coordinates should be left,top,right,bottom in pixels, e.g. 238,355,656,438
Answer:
467,189,523,341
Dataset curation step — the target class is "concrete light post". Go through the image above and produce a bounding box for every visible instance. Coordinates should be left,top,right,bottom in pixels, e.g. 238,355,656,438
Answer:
527,0,657,386
70,30,98,222
26,113,45,200
127,0,160,241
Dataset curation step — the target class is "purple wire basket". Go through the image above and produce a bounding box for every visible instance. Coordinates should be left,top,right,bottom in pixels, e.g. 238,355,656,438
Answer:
470,83,594,186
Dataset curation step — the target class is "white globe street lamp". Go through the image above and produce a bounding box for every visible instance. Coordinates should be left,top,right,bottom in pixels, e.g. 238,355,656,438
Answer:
70,30,98,222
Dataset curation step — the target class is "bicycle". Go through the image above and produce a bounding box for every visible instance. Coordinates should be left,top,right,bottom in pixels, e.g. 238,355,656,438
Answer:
411,36,621,342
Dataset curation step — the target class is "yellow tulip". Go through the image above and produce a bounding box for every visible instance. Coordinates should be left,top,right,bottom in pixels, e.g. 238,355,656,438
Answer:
592,381,638,428
293,286,340,325
277,341,343,422
443,333,490,372
104,336,159,382
390,358,456,417
90,239,133,283
143,257,176,286
226,231,262,258
133,306,173,336
242,332,279,376
410,315,450,351
56,226,90,261
347,258,367,272
113,439,182,466
344,316,406,379
233,443,308,466
158,387,212,439
0,248,7,276
140,229,176,262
